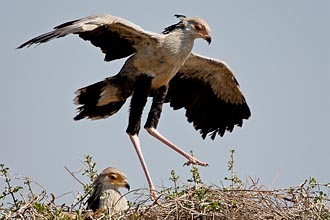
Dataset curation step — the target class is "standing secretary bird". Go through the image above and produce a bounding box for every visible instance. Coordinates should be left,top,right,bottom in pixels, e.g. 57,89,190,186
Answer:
18,14,251,199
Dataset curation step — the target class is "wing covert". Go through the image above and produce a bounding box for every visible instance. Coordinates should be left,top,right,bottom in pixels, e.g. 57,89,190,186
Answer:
17,14,160,61
166,52,251,139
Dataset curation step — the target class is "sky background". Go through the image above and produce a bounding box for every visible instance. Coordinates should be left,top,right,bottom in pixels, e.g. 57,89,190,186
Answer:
1,0,329,204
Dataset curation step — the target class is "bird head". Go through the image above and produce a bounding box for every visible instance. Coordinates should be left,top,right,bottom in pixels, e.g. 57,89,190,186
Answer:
94,167,130,191
176,15,212,44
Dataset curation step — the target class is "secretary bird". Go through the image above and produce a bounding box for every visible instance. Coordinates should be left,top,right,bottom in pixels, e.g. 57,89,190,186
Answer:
18,14,251,199
87,167,130,213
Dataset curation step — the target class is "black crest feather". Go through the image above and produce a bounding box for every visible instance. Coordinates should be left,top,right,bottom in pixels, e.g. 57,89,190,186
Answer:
162,14,186,34
174,14,186,19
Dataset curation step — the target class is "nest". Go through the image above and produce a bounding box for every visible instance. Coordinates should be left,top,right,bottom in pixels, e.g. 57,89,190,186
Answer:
1,160,329,220
4,182,327,220
122,181,330,220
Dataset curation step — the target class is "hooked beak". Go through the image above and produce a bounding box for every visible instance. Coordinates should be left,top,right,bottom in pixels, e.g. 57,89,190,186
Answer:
205,35,212,45
124,182,130,191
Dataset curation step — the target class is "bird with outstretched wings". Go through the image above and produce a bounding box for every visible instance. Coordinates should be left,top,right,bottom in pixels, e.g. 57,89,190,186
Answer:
18,13,251,200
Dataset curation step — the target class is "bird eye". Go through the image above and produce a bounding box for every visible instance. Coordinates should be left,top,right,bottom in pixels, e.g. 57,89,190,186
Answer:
110,175,116,180
195,24,205,31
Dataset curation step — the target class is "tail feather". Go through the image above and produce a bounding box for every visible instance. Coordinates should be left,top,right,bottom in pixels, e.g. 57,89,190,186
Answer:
74,76,132,120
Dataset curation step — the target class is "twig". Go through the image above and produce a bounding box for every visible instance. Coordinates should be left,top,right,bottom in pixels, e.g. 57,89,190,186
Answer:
64,166,85,186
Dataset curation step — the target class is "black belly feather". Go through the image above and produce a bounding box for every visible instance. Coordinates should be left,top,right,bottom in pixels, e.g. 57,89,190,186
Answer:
74,75,132,120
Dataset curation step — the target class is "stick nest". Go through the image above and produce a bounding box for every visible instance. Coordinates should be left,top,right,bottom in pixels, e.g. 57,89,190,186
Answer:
1,179,329,220
1,155,329,220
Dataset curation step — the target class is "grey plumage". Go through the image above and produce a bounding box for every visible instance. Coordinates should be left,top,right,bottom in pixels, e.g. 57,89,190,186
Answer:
87,167,130,213
18,14,250,199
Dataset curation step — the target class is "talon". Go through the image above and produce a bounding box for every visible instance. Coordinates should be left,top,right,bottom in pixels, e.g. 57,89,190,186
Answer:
150,189,162,205
183,157,208,167
183,161,191,166
150,190,158,201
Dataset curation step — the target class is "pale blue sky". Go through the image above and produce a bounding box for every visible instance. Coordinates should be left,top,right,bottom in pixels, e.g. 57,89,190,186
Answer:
1,0,329,204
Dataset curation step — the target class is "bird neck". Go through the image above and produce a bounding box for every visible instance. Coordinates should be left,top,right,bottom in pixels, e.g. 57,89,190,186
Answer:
163,29,195,56
101,183,120,193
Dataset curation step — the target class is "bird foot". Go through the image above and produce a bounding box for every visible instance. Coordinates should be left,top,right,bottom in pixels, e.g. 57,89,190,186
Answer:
150,189,158,201
183,156,209,167
149,188,162,204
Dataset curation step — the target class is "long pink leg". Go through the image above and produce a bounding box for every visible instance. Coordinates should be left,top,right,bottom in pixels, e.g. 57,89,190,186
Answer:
145,127,208,167
129,134,158,200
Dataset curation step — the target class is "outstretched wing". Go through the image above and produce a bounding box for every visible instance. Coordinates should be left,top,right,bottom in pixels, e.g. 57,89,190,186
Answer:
166,52,251,139
17,14,160,61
